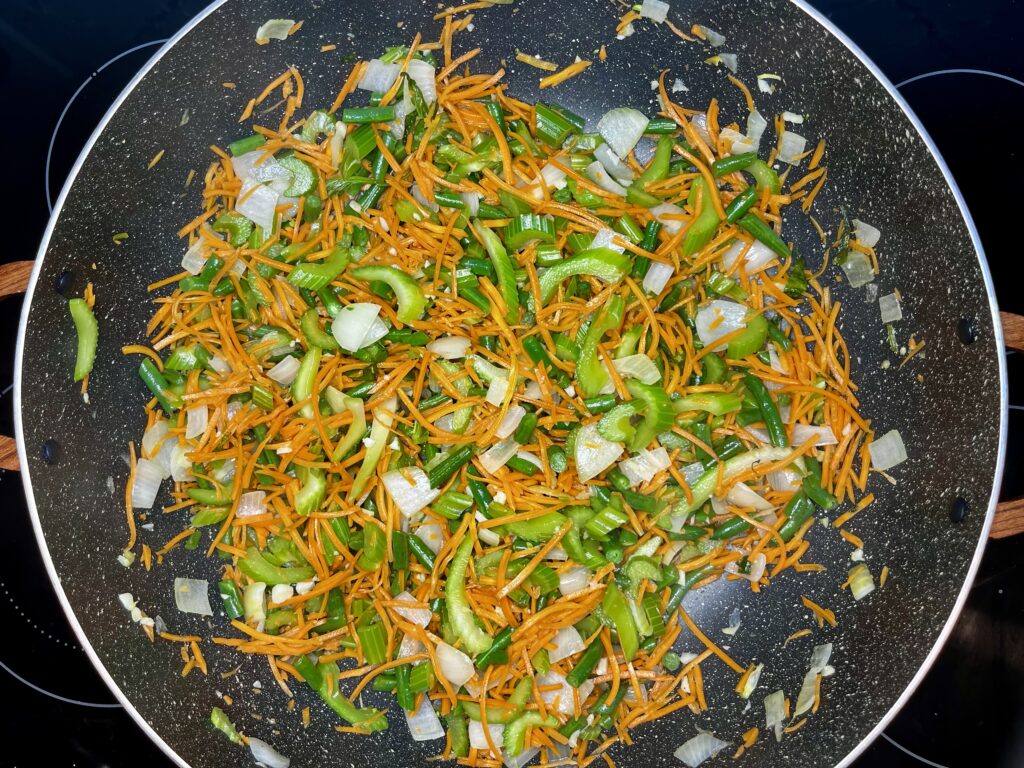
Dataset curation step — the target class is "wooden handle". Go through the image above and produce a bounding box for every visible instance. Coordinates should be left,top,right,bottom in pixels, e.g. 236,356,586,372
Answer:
1001,311,1024,353
0,261,33,470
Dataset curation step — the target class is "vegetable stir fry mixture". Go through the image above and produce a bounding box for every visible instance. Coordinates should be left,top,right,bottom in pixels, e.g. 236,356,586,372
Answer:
123,11,884,768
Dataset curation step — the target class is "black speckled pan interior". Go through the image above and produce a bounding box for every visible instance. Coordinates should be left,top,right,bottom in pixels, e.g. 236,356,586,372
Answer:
15,1,1005,766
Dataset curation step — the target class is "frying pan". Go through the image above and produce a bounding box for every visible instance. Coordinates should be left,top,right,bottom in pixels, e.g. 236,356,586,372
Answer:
4,0,1023,765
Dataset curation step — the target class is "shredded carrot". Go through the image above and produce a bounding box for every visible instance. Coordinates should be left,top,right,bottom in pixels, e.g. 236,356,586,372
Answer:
539,59,592,89
515,51,558,71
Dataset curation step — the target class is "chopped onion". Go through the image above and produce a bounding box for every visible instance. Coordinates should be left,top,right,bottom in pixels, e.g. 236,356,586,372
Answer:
486,376,509,407
619,447,671,487
672,78,689,93
650,202,687,235
674,732,729,767
208,354,231,374
495,405,526,439
783,111,804,124
382,467,440,518
681,461,705,486
794,643,833,717
249,737,290,768
504,747,540,768
469,721,505,750
332,303,384,352
747,110,769,151
768,468,803,492
237,490,267,518
849,563,875,601
612,354,661,384
839,250,875,287
879,293,902,323
390,79,412,139
417,522,445,555
724,551,766,583
764,689,786,741
722,238,776,272
358,59,401,93
690,113,711,145
574,423,623,483
406,695,445,741
480,439,520,474
549,626,587,663
270,584,293,604
721,607,742,636
792,424,838,446
391,591,432,627
643,261,674,295
726,482,773,512
695,300,748,350
243,582,266,629
719,126,753,155
330,123,348,168
398,634,426,659
236,178,279,232
181,239,207,275
757,76,775,94
852,218,881,248
639,0,670,22
537,671,592,715
170,443,192,482
427,335,472,360
594,143,635,183
698,25,726,46
586,161,628,197
267,355,300,386
436,641,475,687
406,59,437,104
589,228,625,254
255,19,294,42
185,405,208,440
559,566,590,596
778,130,808,165
174,577,212,616
460,191,481,216
142,419,170,458
719,53,738,73
739,662,763,699
131,458,164,509
869,429,907,471
597,107,649,160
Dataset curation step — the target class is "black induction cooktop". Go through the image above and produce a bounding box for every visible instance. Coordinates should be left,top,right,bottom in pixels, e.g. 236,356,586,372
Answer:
1,2,1022,767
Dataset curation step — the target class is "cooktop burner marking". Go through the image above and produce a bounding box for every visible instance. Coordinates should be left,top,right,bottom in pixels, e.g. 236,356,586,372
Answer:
896,68,1024,90
0,660,120,709
45,39,168,214
880,733,950,768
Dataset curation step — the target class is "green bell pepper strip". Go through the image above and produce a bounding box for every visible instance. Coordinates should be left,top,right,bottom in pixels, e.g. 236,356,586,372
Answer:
737,213,791,259
644,117,678,134
767,318,792,352
513,411,538,444
747,159,781,194
238,546,314,585
504,712,558,757
474,626,514,670
447,704,470,757
68,298,98,382
625,380,676,451
536,247,630,305
218,580,244,619
672,446,793,517
725,185,758,223
288,246,351,291
395,663,414,711
505,511,567,542
428,444,475,488
212,212,253,246
775,490,816,542
576,294,625,398
626,183,662,208
293,656,388,732
565,637,603,687
278,155,317,196
342,105,397,124
472,221,519,323
711,152,758,177
348,396,396,501
291,347,322,419
603,582,639,661
802,457,838,510
408,534,436,571
672,392,743,416
138,360,183,413
210,706,243,744
447,536,494,655
295,465,326,516
635,135,674,186
300,308,339,350
329,393,366,461
784,253,809,298
711,514,753,541
357,522,386,571
464,676,533,723
711,153,780,193
349,265,426,324
585,394,618,414
743,373,787,447
727,312,769,359
665,565,714,617
682,177,721,258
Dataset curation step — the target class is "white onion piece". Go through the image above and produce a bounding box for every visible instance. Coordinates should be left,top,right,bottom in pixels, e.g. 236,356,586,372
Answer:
549,626,587,663
427,335,472,360
330,123,348,168
154,435,179,480
170,443,192,482
270,584,294,604
613,354,662,384
650,202,688,235
546,546,569,561
719,127,753,155
486,376,509,407
236,178,279,232
698,25,726,46
794,643,833,717
393,591,432,627
243,582,266,628
594,142,635,182
849,563,875,601
778,130,808,165
726,482,774,512
460,191,482,216
764,689,786,741
358,59,401,93
639,0,670,22
267,355,300,386
747,110,768,152
406,59,437,104
185,405,208,440
869,429,907,470
495,405,527,439
879,293,902,323
722,238,776,272
724,551,766,583
690,113,711,145
208,354,231,374
174,578,212,616
839,251,875,288
382,467,440,518
332,303,384,352
405,695,445,742
674,732,729,767
739,662,763,699
390,79,413,140
469,721,504,751
852,218,881,248
559,566,590,596
398,634,426,659
255,19,294,42
598,107,649,160
237,490,267,518
619,447,672,487
181,240,207,275
783,111,804,124
681,461,705,486
504,747,540,768
131,458,164,509
417,522,445,555
643,261,674,295
695,300,748,350
792,424,838,446
537,671,592,716
590,227,626,253
232,149,272,180
516,451,543,471
719,53,738,73
574,423,624,483
436,642,475,687
768,468,803,492
586,161,628,197
249,737,290,768
480,439,520,474
142,420,170,458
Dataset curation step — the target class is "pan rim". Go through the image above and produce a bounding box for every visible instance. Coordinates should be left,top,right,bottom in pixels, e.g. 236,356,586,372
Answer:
13,2,1008,768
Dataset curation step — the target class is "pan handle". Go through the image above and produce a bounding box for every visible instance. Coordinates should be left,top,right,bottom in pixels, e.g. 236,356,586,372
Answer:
1,261,1022,535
